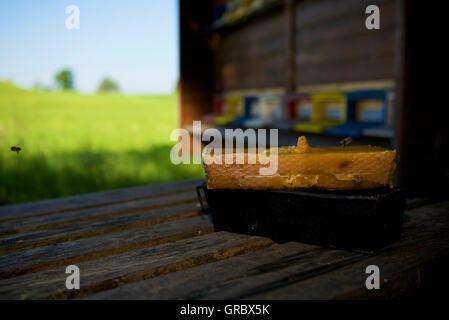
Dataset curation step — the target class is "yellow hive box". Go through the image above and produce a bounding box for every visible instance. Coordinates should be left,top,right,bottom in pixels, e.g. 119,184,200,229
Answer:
294,92,347,133
214,96,244,125
203,136,396,190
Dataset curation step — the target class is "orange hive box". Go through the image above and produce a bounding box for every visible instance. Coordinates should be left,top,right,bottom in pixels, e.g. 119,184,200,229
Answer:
203,136,396,190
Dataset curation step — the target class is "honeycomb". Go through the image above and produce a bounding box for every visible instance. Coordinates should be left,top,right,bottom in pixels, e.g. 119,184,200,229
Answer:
203,136,396,190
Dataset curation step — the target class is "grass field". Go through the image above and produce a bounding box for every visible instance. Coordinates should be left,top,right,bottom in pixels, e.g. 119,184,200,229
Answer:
0,81,204,205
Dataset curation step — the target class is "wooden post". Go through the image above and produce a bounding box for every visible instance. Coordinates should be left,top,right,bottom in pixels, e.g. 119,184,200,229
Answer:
285,0,296,94
179,0,214,128
394,0,448,197
393,0,406,188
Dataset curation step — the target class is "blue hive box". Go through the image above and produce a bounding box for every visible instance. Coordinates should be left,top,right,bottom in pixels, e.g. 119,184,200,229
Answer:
243,94,283,128
363,91,395,138
228,96,258,127
325,90,387,138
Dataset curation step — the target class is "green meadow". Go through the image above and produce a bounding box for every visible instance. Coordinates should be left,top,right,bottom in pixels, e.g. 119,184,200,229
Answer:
0,81,203,205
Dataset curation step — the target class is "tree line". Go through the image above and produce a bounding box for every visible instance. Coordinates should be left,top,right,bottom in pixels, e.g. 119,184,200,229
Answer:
54,69,120,93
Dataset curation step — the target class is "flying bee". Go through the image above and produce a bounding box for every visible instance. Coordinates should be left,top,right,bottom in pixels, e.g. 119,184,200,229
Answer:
339,137,352,147
10,145,22,155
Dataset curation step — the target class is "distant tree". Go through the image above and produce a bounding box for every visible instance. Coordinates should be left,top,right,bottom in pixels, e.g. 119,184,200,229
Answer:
97,78,120,93
55,69,74,90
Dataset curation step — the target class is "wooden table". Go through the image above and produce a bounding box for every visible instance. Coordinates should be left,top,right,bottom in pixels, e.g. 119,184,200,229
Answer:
0,179,448,300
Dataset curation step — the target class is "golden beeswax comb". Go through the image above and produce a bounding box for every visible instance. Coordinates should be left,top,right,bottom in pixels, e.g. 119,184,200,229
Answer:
203,136,397,190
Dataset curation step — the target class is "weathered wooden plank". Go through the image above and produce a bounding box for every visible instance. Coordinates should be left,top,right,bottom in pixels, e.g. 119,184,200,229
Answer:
213,9,286,92
297,53,395,86
295,0,394,36
296,33,395,69
0,215,213,279
295,0,396,86
295,0,392,29
0,191,198,236
297,79,395,93
248,231,449,299
182,248,365,299
296,17,395,54
0,179,203,221
86,242,321,300
0,203,200,255
210,201,449,299
86,201,449,300
0,232,274,300
203,202,449,299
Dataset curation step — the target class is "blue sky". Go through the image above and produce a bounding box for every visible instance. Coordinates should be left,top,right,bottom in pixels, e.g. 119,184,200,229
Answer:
0,0,179,94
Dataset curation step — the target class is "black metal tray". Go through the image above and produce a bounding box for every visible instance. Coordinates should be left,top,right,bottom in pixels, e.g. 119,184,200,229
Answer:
196,183,405,251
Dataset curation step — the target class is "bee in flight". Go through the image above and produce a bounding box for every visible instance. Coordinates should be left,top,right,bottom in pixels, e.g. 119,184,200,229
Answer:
10,145,22,155
339,137,352,147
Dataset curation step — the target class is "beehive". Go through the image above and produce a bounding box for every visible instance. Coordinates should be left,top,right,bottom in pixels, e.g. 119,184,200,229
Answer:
243,94,283,128
293,92,347,133
214,96,244,125
326,90,387,138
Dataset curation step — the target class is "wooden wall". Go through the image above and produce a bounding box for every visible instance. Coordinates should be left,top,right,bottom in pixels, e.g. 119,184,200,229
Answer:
212,9,287,92
210,0,397,94
295,0,396,86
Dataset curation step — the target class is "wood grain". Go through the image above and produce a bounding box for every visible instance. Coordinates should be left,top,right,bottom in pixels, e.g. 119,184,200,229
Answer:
0,215,213,279
0,191,198,236
0,232,274,299
214,201,449,299
87,202,449,300
295,0,397,86
86,242,321,299
0,172,447,300
0,203,201,255
251,230,449,299
213,9,287,92
0,179,203,222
